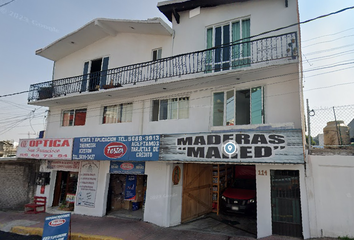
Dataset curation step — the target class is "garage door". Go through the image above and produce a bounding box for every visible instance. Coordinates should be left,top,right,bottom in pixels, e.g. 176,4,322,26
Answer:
182,163,213,222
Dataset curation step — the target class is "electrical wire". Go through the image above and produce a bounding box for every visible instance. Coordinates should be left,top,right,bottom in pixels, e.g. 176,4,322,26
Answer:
1,4,354,99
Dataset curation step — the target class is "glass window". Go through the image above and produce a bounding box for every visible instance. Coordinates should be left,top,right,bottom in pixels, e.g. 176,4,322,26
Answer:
152,48,162,61
62,109,86,126
102,103,133,124
152,97,189,121
213,86,263,126
207,18,251,72
213,92,224,126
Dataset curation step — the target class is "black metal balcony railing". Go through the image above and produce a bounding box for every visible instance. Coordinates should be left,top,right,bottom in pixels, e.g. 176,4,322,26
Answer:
28,32,298,102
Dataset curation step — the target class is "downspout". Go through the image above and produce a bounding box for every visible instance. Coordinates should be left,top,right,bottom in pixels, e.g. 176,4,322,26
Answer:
140,100,145,135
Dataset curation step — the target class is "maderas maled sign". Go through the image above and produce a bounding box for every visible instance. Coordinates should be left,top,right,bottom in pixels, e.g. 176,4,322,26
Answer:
159,130,304,164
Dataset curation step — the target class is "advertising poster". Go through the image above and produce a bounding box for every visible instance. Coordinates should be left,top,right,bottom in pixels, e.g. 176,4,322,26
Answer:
110,162,145,174
17,138,73,160
124,175,137,201
76,161,99,208
72,135,160,161
42,213,71,240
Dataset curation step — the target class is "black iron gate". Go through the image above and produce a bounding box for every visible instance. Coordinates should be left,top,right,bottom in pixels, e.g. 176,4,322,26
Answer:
271,170,302,238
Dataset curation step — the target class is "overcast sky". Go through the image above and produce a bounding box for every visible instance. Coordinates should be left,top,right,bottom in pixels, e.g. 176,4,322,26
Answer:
0,0,353,142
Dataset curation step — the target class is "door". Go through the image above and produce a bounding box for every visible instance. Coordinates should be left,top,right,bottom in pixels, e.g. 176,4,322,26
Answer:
271,170,302,238
182,164,213,222
52,171,78,207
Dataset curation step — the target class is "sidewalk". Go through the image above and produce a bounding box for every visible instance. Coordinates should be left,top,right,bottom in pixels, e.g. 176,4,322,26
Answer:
0,210,335,240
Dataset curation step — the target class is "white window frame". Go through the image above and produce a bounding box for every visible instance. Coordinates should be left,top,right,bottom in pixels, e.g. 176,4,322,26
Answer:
102,102,133,124
61,108,87,127
206,17,251,72
212,86,263,126
151,97,189,121
152,48,162,61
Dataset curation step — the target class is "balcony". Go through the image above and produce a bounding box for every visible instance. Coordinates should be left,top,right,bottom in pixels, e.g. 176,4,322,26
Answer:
28,32,298,102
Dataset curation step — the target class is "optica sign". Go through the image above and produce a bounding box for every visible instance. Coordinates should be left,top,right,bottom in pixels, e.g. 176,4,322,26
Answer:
17,138,73,160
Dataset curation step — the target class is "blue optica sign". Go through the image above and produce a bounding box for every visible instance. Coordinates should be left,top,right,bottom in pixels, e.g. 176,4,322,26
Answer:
42,213,71,240
72,135,160,161
110,161,145,174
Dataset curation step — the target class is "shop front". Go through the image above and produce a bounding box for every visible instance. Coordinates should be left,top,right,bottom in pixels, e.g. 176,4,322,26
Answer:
72,135,160,219
153,129,308,238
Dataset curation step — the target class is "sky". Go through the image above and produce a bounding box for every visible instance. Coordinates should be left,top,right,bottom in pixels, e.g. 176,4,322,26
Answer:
0,0,353,143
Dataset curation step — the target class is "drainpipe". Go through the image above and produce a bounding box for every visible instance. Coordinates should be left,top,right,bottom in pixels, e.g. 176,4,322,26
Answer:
140,100,145,135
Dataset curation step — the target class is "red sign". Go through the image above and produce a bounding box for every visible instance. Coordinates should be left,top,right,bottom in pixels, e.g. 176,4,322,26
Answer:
104,142,127,159
120,162,134,170
17,138,73,160
49,219,66,227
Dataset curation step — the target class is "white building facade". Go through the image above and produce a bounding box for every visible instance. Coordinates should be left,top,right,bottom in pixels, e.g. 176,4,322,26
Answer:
24,0,309,238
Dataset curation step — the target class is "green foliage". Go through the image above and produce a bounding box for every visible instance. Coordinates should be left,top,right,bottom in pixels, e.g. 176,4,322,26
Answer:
338,236,354,240
306,135,316,145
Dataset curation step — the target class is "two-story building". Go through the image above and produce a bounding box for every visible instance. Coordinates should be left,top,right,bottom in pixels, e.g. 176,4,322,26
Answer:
23,0,308,238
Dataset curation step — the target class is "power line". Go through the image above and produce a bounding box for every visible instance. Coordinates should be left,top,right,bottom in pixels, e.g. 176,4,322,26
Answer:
1,5,354,99
0,0,15,8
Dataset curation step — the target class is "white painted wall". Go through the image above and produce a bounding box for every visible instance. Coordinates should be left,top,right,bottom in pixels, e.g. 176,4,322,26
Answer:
256,164,310,239
144,161,174,227
306,155,354,238
169,163,183,226
171,0,299,55
36,160,110,217
53,33,172,80
74,161,110,217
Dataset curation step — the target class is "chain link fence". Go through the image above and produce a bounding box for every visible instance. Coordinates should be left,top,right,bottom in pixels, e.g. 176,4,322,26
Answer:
307,101,354,150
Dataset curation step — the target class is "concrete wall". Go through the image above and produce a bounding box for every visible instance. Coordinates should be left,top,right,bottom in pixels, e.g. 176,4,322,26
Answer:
307,155,354,238
38,160,110,217
144,161,174,227
171,0,299,55
256,164,310,239
45,66,302,139
53,33,172,80
0,159,39,210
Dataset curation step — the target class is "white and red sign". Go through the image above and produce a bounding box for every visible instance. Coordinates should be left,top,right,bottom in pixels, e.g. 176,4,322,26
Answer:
104,142,127,159
17,138,73,160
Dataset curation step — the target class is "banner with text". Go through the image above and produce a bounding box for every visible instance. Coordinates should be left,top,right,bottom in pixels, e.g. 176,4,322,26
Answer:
17,138,73,160
76,161,99,208
72,135,160,161
159,129,304,164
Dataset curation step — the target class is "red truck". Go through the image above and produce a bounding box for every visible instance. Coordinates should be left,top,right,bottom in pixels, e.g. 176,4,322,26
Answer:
220,165,256,215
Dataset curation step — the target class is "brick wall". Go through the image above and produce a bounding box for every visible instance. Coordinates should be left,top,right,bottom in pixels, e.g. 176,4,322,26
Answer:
0,159,39,210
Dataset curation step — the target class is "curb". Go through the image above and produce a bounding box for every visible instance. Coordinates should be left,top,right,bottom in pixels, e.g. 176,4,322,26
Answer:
11,226,123,240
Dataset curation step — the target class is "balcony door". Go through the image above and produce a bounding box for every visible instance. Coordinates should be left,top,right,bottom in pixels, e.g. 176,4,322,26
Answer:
81,57,109,92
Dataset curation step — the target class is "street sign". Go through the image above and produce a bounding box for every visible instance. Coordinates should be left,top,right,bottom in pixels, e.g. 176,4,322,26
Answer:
42,213,71,240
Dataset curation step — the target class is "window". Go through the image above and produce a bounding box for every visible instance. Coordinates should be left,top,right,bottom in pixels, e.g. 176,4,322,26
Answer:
152,97,189,121
102,103,133,124
206,19,250,72
152,48,162,61
62,109,87,126
213,87,263,126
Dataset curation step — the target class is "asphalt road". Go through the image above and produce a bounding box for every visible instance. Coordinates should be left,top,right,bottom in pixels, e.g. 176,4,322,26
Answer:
0,231,41,240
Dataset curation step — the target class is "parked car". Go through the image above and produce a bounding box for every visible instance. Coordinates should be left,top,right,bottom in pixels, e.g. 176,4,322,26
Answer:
220,165,256,215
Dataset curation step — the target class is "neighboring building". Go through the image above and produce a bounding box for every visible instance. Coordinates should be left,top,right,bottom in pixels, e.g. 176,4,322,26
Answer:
0,140,17,157
348,118,354,142
22,0,308,238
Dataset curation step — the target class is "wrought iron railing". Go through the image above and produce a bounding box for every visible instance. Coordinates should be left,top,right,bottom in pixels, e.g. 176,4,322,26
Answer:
28,32,298,102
